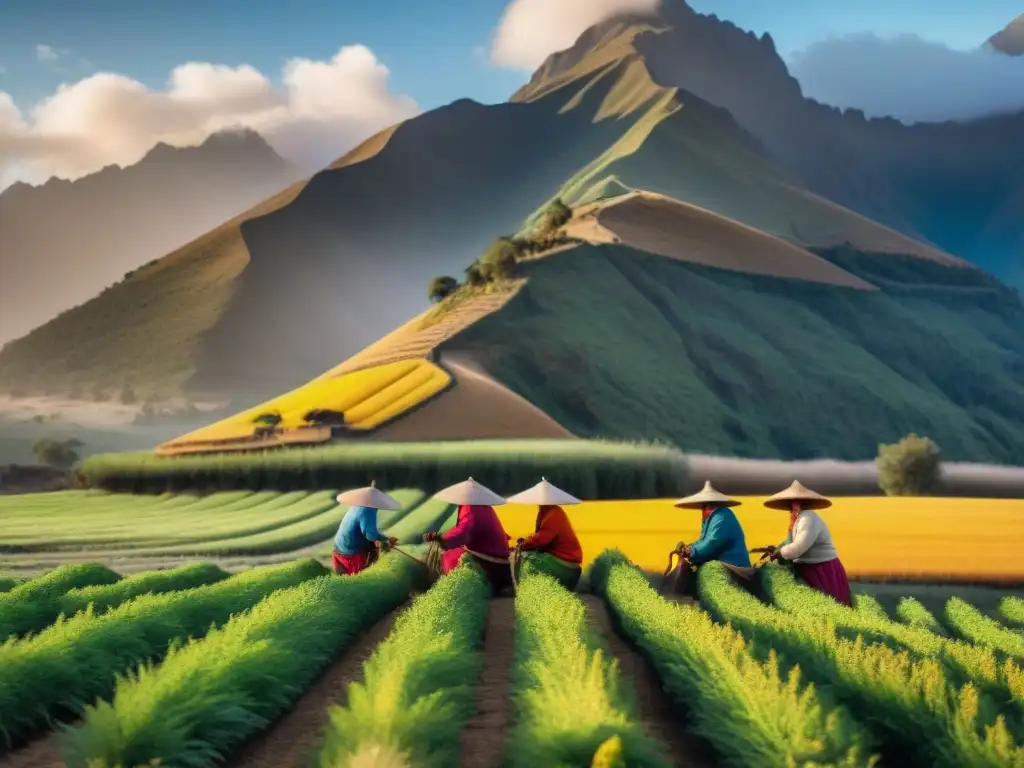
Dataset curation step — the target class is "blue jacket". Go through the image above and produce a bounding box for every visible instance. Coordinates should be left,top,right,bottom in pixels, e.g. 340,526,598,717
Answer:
688,507,751,568
333,505,387,555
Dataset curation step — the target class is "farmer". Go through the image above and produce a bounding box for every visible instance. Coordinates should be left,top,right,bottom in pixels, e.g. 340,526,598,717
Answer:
761,481,852,607
331,482,400,576
674,481,751,569
423,477,513,593
506,478,584,590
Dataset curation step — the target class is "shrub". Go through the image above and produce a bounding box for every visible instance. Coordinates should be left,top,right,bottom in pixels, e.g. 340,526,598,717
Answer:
428,275,459,303
464,263,488,286
31,438,83,469
876,433,942,496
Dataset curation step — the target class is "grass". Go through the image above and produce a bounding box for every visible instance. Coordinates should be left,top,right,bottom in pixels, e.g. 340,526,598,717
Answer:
81,439,689,499
61,556,415,768
0,563,121,640
1002,597,1024,626
945,598,1024,660
0,558,325,748
496,497,1024,584
895,597,948,636
507,572,669,768
314,562,490,767
589,551,875,767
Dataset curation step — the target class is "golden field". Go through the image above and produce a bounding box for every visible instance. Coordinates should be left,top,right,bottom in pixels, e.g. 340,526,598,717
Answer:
497,497,1024,583
167,359,451,444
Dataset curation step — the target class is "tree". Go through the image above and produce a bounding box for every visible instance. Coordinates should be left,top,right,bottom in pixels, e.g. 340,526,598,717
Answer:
252,412,282,428
480,237,518,279
465,263,488,286
876,434,942,496
303,409,346,427
428,276,458,303
32,438,83,469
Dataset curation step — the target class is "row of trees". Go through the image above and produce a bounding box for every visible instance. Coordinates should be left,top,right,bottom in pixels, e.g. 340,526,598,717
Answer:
428,199,581,304
251,409,346,438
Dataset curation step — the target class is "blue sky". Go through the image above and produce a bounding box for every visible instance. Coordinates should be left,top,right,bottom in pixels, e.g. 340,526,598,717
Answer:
0,0,1018,112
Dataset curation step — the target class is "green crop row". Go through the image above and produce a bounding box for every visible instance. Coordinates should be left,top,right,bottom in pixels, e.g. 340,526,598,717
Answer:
62,557,417,768
701,563,1023,767
385,498,456,545
895,597,948,636
80,439,689,499
853,593,890,622
945,597,1024,661
0,558,325,749
589,551,874,767
1,563,227,640
507,572,669,768
0,563,121,640
315,562,490,767
0,575,24,593
999,597,1024,626
762,567,1024,715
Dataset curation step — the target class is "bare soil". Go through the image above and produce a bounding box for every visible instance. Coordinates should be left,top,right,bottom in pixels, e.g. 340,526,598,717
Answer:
225,606,405,768
460,597,516,768
581,594,717,767
3,730,64,768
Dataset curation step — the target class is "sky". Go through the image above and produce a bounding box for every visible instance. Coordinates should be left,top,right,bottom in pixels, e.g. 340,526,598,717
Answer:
0,0,1021,187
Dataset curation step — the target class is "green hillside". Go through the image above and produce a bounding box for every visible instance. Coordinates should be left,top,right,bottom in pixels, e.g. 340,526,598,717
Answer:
442,244,1024,463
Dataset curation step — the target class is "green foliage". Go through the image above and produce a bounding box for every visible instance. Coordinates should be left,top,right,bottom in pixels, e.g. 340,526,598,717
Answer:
877,434,943,496
315,562,490,768
700,563,1024,766
464,262,488,286
0,563,121,641
537,198,573,234
31,437,83,469
1,563,227,641
80,439,689,499
0,575,22,593
589,551,874,767
0,558,325,747
1001,597,1024,626
507,573,669,768
62,557,415,768
302,408,346,427
385,498,456,545
251,411,283,428
945,597,1024,661
428,275,459,303
853,593,890,622
896,597,948,636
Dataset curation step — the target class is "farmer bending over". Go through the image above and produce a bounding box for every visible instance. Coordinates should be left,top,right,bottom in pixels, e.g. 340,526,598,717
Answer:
423,477,513,594
761,481,852,607
675,481,751,568
332,482,399,576
506,478,584,590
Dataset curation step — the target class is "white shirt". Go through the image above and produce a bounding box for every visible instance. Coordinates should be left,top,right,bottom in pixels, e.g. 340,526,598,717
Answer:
779,509,838,564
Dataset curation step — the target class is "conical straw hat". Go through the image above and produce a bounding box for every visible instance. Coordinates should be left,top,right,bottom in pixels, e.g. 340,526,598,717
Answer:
764,480,832,510
674,481,740,509
335,481,403,510
505,477,582,506
433,477,506,506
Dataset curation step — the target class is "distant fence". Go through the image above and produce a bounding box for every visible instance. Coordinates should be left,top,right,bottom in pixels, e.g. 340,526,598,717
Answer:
686,456,1024,498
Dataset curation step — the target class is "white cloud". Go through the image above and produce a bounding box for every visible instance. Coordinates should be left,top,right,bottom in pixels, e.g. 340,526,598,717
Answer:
0,45,420,186
790,33,1024,123
36,44,60,61
491,0,661,70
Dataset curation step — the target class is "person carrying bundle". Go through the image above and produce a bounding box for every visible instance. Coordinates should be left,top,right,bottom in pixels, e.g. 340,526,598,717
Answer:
666,481,751,597
506,477,584,590
759,481,852,607
422,477,513,594
331,482,400,576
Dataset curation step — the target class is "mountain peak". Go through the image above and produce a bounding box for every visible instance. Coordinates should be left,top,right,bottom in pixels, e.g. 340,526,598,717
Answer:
988,13,1024,55
139,128,282,165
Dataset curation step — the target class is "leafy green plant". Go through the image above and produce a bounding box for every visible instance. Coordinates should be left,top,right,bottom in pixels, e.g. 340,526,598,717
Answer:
853,593,890,622
896,597,948,636
62,557,415,768
428,275,459,303
876,434,942,496
314,562,490,767
507,572,668,768
0,558,324,747
590,551,874,767
0,575,22,593
945,597,1024,661
0,563,121,640
1,563,227,641
1000,597,1024,626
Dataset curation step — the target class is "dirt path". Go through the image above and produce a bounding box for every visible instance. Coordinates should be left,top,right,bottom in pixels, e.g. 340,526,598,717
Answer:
581,595,717,767
460,597,516,768
3,731,64,768
226,607,405,768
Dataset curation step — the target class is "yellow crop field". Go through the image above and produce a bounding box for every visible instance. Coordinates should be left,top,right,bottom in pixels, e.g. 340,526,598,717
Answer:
497,497,1024,583
166,359,451,445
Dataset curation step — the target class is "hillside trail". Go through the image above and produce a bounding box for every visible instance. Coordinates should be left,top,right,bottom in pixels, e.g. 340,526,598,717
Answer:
2,729,64,768
225,604,407,768
580,594,717,768
460,596,516,768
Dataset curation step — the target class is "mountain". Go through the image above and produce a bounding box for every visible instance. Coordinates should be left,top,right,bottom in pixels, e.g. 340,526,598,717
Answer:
0,129,298,347
988,14,1024,55
2,4,1022,463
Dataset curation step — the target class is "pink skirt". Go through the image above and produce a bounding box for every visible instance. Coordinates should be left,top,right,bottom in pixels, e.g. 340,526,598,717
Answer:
796,558,852,607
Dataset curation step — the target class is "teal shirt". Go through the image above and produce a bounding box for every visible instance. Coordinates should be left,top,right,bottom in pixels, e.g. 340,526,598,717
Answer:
688,507,751,568
333,505,387,555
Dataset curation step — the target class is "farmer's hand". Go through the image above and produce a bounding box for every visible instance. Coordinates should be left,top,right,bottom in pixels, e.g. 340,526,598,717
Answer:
764,545,780,561
673,541,686,554
516,537,525,546
422,532,438,543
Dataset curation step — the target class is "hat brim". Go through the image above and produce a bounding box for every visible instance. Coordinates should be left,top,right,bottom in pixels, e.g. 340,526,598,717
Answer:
674,498,741,509
764,497,832,510
335,487,403,510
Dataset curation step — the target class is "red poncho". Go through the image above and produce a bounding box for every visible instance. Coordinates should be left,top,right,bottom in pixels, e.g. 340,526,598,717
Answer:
520,505,583,564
